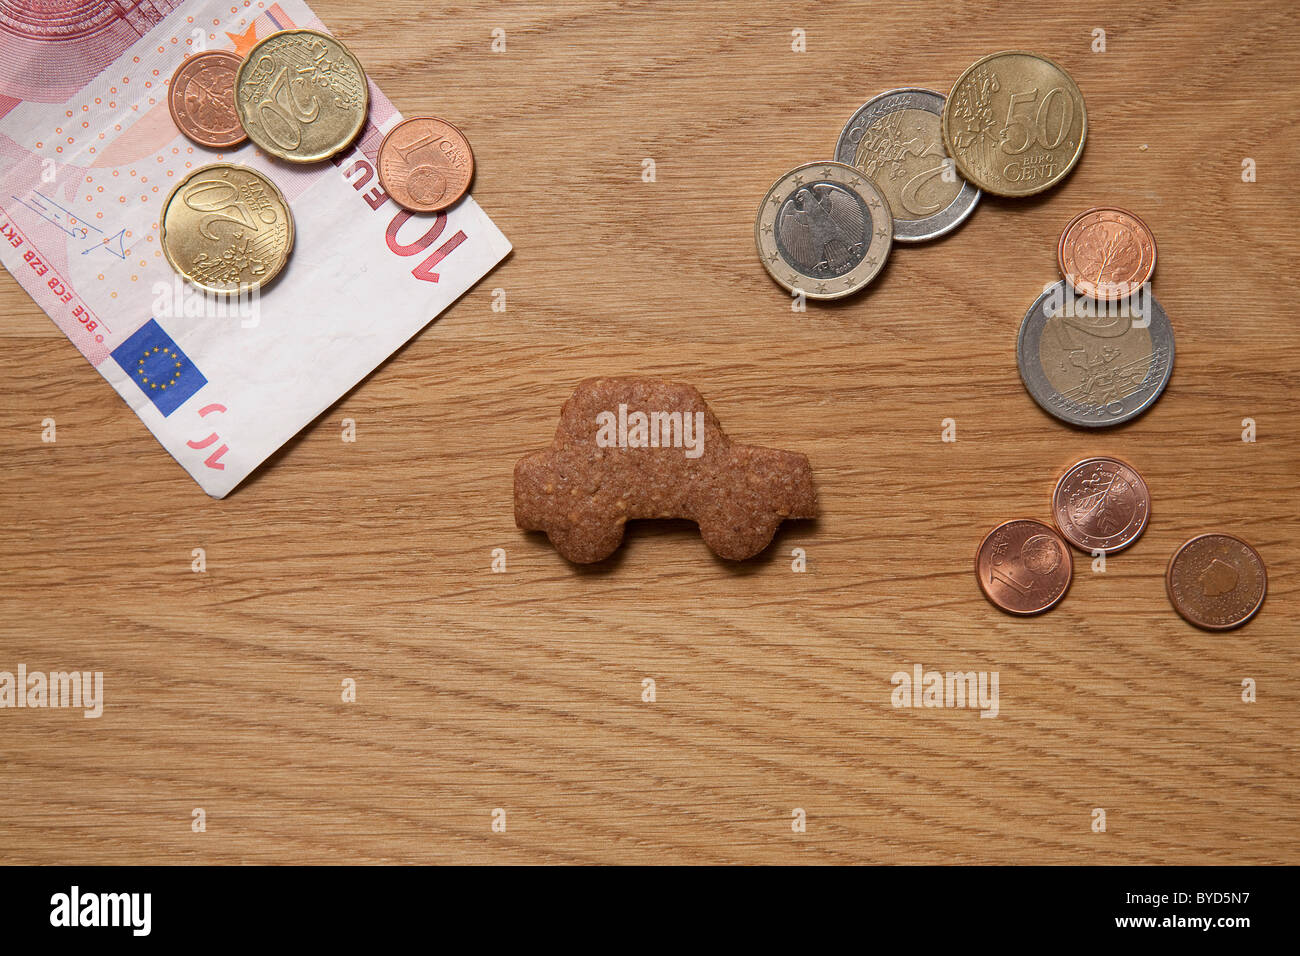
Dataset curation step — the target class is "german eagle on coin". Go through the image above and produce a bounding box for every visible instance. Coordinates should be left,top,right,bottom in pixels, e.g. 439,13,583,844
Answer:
778,185,867,275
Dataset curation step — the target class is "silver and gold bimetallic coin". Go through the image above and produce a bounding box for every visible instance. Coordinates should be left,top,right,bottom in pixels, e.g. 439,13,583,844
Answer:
1016,280,1174,427
755,161,892,300
834,88,979,241
160,163,294,295
942,51,1086,197
235,29,368,163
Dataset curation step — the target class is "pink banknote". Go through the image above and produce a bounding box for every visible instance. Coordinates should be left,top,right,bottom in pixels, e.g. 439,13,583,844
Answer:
0,0,510,496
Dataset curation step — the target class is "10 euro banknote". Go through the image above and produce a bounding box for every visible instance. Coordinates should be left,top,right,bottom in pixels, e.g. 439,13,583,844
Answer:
0,0,511,497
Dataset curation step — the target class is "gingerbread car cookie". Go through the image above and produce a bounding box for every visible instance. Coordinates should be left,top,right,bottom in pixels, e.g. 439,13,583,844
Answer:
514,377,818,563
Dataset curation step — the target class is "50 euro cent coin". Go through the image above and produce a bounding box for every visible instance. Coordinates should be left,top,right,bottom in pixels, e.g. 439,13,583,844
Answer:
942,50,1086,197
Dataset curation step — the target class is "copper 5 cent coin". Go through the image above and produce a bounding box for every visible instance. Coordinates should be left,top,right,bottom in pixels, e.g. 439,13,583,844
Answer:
1052,456,1150,554
168,50,247,149
976,519,1073,615
378,116,474,213
1058,206,1156,300
1166,533,1267,631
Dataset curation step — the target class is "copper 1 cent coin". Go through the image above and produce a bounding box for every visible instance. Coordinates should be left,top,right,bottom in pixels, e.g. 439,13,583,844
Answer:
1052,456,1150,554
1166,533,1267,630
168,50,247,149
976,519,1073,615
1057,206,1156,301
378,116,474,213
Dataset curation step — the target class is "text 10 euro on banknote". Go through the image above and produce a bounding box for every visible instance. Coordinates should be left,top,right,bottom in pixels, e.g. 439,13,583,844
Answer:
0,0,511,497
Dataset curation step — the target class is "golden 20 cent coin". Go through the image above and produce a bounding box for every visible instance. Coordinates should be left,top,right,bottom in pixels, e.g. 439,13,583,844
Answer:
755,161,892,300
943,50,1086,197
160,163,294,294
235,29,368,163
976,518,1073,615
1166,533,1266,631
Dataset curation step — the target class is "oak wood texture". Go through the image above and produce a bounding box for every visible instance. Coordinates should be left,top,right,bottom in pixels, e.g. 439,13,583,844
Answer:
2,0,1297,865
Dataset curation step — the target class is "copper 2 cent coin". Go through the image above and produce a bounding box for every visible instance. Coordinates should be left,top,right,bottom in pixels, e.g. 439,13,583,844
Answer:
378,116,475,213
1166,533,1267,631
976,518,1073,616
1057,206,1157,301
1052,456,1150,554
168,50,247,149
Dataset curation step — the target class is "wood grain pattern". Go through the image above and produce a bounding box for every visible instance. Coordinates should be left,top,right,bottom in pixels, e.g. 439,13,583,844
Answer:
2,0,1298,865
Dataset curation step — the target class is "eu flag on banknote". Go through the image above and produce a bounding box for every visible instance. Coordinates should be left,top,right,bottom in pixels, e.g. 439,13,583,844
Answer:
110,319,208,417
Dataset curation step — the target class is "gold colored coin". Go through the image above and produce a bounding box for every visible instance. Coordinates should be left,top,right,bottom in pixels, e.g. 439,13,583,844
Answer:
942,51,1086,197
160,163,294,294
234,29,368,163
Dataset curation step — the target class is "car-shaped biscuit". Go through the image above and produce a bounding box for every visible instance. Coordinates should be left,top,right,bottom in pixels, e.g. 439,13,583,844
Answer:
514,377,818,563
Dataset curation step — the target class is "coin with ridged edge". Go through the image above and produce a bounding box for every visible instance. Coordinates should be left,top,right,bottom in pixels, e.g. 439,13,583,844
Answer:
160,163,294,295
754,161,892,300
1017,280,1174,427
942,50,1086,197
234,29,368,163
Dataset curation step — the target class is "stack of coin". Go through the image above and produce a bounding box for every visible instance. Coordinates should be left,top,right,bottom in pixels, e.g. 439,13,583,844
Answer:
1017,205,1173,427
977,458,1266,630
756,51,1086,300
163,29,475,293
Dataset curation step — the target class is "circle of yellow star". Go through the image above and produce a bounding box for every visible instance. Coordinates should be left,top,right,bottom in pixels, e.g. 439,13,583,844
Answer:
136,345,183,391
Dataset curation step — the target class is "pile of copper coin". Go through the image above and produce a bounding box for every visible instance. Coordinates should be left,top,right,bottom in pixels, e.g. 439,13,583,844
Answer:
976,457,1266,631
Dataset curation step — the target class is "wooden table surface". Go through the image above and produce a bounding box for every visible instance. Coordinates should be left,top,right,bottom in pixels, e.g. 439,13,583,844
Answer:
2,0,1297,865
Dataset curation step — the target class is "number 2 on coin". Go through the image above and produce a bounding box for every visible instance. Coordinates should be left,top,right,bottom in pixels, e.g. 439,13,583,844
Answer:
184,179,261,240
256,60,321,150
